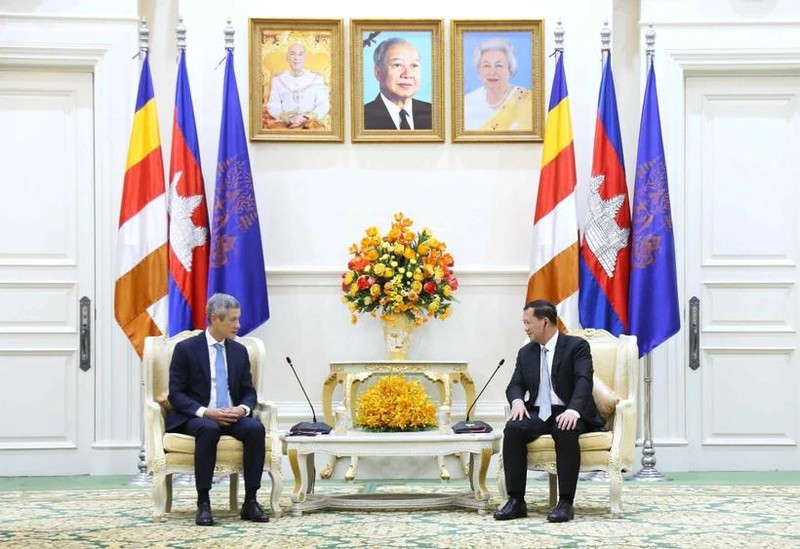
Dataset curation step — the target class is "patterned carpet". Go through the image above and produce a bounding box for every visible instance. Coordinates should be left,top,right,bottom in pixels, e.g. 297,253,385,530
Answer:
0,478,799,548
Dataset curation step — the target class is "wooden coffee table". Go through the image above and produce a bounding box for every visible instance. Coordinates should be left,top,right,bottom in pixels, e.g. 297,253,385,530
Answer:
281,430,502,516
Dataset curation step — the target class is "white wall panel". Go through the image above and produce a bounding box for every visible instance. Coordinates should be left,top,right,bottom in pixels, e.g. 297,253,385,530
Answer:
704,282,793,332
0,350,78,449
0,282,77,333
702,348,796,446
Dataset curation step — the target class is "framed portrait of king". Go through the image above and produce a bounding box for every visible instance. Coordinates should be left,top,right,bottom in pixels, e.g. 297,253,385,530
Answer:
350,19,444,143
249,18,344,142
451,20,544,143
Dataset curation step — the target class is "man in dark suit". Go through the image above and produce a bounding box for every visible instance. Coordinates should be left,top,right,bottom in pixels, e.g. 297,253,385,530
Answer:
494,299,604,523
364,37,432,130
167,293,269,526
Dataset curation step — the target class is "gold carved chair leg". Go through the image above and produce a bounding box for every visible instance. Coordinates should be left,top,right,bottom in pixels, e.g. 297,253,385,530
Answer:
548,473,558,507
228,472,239,511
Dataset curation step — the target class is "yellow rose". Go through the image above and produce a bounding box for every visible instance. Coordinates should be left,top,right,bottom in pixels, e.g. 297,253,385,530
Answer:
373,263,386,276
404,248,416,260
370,284,381,297
411,281,422,293
384,268,394,278
417,243,430,255
428,301,440,314
395,243,405,255
443,285,452,297
366,249,379,261
347,301,356,311
344,272,354,285
413,270,423,281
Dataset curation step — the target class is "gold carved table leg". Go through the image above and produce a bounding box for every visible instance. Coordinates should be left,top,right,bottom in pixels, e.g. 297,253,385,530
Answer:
288,448,316,517
321,373,338,426
471,447,494,516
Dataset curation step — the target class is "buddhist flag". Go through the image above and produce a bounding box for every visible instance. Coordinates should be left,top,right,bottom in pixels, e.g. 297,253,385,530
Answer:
168,49,209,335
115,54,168,356
628,60,680,356
208,49,270,334
527,52,579,331
579,53,631,336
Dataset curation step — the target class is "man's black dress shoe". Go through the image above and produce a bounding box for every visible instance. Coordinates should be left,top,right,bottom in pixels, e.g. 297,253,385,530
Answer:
195,501,214,526
547,500,575,522
493,497,528,521
240,499,270,522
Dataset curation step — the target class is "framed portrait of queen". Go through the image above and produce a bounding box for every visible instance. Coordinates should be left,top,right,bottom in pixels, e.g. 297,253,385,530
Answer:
248,18,344,142
451,20,544,143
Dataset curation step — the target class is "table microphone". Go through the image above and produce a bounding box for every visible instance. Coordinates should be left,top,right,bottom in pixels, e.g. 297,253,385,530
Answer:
452,358,504,434
285,356,332,435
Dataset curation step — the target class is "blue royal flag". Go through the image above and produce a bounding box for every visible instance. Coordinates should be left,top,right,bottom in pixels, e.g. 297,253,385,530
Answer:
208,50,270,334
628,61,679,357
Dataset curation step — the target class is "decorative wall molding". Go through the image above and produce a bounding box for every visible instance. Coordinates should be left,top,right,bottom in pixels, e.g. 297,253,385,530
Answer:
265,266,529,288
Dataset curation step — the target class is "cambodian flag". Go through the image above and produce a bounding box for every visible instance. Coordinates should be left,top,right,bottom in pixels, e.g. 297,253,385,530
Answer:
208,49,270,334
579,54,631,336
168,49,209,336
628,61,680,356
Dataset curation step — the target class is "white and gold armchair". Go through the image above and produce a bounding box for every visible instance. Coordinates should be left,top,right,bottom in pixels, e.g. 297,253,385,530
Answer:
497,328,638,517
142,330,283,521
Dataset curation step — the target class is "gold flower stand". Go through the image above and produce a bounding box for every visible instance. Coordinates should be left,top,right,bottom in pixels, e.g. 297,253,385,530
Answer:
281,430,501,516
320,361,477,479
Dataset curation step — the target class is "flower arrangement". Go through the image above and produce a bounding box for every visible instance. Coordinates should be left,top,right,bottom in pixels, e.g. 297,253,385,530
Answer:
341,212,458,325
355,375,437,432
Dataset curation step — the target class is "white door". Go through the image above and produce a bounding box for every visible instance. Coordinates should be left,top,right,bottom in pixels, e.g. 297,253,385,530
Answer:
0,70,95,474
685,74,800,470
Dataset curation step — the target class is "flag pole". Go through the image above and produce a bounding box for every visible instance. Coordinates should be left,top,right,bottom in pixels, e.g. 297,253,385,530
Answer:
128,15,153,487
630,23,666,482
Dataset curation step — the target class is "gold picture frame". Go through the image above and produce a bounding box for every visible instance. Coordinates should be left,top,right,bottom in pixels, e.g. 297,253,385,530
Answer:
350,19,444,143
248,18,344,142
451,20,544,143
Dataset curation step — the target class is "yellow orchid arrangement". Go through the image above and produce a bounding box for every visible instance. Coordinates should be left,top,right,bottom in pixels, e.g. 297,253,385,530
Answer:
341,212,459,325
355,375,437,431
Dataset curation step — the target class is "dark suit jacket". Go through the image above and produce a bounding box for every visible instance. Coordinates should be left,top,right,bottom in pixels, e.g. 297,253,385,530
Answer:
166,332,257,432
505,333,604,430
363,94,432,130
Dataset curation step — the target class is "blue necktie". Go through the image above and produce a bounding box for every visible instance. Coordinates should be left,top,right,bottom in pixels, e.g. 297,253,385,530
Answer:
213,343,229,408
537,347,552,421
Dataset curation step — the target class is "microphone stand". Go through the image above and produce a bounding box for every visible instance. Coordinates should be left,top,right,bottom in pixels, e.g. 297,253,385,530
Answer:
285,357,332,435
452,359,504,434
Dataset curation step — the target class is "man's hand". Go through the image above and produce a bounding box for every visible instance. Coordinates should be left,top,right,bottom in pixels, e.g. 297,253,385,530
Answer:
288,114,308,128
509,399,530,421
203,407,241,427
555,410,579,430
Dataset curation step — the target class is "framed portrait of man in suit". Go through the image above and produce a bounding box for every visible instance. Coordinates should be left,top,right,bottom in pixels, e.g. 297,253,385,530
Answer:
451,20,544,143
248,18,344,142
350,19,444,143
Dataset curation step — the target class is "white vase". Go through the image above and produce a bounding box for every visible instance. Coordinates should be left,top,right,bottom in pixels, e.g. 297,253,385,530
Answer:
382,314,414,360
